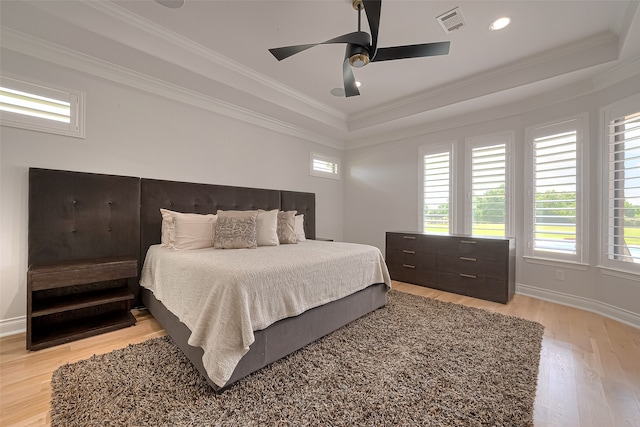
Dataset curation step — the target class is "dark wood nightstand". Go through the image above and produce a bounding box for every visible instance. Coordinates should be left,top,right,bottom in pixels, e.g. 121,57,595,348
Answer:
27,257,137,350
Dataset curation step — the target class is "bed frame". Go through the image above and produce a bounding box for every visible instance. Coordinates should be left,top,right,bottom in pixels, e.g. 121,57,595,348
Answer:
28,168,388,391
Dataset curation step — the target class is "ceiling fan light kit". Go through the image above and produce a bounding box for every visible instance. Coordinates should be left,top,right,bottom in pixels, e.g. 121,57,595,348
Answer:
269,0,451,97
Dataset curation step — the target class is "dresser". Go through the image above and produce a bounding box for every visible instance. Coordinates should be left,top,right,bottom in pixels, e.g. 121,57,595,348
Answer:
385,232,515,303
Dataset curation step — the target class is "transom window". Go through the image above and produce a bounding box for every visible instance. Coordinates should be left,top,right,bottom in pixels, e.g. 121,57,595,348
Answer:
0,76,84,138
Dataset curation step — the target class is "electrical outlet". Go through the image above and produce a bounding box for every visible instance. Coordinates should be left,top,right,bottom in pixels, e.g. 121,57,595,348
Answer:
555,269,565,281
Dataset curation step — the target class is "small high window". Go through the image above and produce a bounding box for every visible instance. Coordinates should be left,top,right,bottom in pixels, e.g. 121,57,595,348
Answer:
310,152,341,180
0,76,84,138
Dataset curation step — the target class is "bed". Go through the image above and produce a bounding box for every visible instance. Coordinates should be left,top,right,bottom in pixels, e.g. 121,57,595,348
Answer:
138,178,391,391
26,169,390,392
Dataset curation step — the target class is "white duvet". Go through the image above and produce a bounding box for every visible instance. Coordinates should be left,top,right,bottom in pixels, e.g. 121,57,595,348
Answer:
140,240,391,387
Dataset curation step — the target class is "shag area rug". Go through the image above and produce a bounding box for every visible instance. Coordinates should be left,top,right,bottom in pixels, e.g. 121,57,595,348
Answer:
51,291,544,426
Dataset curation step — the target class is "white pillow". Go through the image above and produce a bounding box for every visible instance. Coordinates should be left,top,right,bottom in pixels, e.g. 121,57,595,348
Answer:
166,211,217,250
294,214,306,242
257,209,280,246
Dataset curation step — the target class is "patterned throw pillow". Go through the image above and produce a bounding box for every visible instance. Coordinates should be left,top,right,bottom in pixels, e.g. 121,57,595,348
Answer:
214,210,259,249
277,210,298,244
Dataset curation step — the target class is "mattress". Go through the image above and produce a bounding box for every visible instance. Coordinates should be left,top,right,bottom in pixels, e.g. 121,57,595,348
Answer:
140,240,391,387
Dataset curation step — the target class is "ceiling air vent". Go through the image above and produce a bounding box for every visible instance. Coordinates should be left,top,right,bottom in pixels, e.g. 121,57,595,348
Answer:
436,7,466,33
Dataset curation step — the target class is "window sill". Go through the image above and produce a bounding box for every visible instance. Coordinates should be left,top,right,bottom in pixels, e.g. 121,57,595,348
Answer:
597,266,640,281
523,256,589,270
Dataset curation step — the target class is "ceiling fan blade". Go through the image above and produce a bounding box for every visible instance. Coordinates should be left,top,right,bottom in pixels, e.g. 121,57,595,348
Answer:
371,41,450,62
269,44,318,61
343,56,360,97
269,32,370,61
362,0,381,58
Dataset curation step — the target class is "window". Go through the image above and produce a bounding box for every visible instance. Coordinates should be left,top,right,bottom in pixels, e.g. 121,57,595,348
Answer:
525,116,585,262
465,133,512,237
602,94,640,271
0,76,84,138
310,152,340,180
420,143,455,234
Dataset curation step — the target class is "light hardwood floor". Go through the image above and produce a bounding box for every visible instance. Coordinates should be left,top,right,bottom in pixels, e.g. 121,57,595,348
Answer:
1,282,639,426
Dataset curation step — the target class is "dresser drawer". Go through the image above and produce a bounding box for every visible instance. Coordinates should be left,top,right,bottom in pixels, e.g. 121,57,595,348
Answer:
436,253,507,280
386,261,436,287
437,237,508,261
386,249,436,269
436,271,508,303
386,232,437,254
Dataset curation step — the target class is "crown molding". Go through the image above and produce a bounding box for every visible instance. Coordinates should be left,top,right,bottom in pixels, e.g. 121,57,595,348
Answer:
23,0,347,133
592,54,640,90
347,31,619,132
1,28,344,150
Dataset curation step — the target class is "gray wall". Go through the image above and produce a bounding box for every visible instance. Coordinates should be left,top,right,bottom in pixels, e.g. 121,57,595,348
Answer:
344,73,640,325
0,50,344,328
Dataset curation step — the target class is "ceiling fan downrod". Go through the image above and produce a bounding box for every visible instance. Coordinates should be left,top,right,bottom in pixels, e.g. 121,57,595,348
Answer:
349,0,370,68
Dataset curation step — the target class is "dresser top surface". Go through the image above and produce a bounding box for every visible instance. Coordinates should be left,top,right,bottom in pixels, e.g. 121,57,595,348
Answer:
387,231,514,241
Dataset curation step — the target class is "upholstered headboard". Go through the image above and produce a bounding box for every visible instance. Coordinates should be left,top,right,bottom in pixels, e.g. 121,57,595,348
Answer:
28,168,316,304
139,178,316,261
28,168,140,267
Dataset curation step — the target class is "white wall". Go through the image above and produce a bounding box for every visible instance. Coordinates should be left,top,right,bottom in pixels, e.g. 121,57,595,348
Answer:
0,50,344,332
344,73,640,327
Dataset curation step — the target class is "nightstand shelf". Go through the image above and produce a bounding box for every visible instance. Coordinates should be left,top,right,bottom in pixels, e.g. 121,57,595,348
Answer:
27,257,137,350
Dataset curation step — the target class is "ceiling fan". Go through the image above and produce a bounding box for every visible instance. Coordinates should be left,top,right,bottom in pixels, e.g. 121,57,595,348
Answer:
268,0,451,97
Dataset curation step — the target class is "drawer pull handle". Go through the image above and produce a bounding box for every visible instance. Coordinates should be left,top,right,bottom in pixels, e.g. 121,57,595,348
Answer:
403,236,416,240
402,264,416,269
459,257,477,262
403,250,416,254
460,240,477,244
459,273,477,279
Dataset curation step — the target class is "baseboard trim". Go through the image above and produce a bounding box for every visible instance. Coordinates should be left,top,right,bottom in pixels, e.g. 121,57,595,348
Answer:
516,283,640,329
0,316,26,338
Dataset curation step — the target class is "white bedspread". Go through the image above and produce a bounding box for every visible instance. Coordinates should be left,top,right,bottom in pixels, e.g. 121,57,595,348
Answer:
140,240,391,387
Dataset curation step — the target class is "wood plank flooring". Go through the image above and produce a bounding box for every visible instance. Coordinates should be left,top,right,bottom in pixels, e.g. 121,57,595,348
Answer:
1,281,639,426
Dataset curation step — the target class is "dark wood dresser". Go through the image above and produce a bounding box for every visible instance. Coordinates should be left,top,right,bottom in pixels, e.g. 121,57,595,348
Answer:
385,232,515,303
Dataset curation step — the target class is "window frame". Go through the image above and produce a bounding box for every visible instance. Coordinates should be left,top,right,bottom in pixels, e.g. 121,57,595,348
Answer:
600,93,640,275
310,152,341,180
524,114,587,264
419,142,456,235
464,131,514,238
0,75,85,139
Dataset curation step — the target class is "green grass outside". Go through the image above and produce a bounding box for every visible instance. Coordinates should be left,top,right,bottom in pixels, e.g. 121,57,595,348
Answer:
425,223,640,246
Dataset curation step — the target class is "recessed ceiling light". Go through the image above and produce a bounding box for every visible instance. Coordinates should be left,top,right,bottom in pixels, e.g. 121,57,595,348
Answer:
489,17,511,31
356,81,362,88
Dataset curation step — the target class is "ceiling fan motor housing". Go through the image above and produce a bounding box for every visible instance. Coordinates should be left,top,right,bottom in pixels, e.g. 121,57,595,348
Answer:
347,43,370,68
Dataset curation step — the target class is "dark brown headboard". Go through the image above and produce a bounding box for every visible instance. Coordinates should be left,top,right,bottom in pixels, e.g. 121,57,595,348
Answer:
28,168,316,304
28,168,140,267
139,178,316,260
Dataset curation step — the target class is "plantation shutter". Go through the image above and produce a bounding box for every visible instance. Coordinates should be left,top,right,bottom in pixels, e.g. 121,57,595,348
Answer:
0,76,83,138
471,144,506,236
423,151,450,234
606,111,640,264
532,122,578,255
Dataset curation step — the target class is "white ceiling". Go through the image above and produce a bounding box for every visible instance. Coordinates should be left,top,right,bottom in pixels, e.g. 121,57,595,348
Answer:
2,0,640,148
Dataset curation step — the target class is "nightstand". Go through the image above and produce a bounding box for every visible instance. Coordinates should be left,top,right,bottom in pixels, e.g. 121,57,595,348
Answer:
27,257,137,350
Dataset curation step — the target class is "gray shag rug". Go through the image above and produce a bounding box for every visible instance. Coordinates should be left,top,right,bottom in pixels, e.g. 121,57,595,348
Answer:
51,291,544,426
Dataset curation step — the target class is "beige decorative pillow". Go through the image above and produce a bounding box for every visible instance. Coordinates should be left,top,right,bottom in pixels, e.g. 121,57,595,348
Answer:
256,209,280,246
214,210,259,249
160,208,176,247
172,212,217,250
277,210,298,244
294,214,306,242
